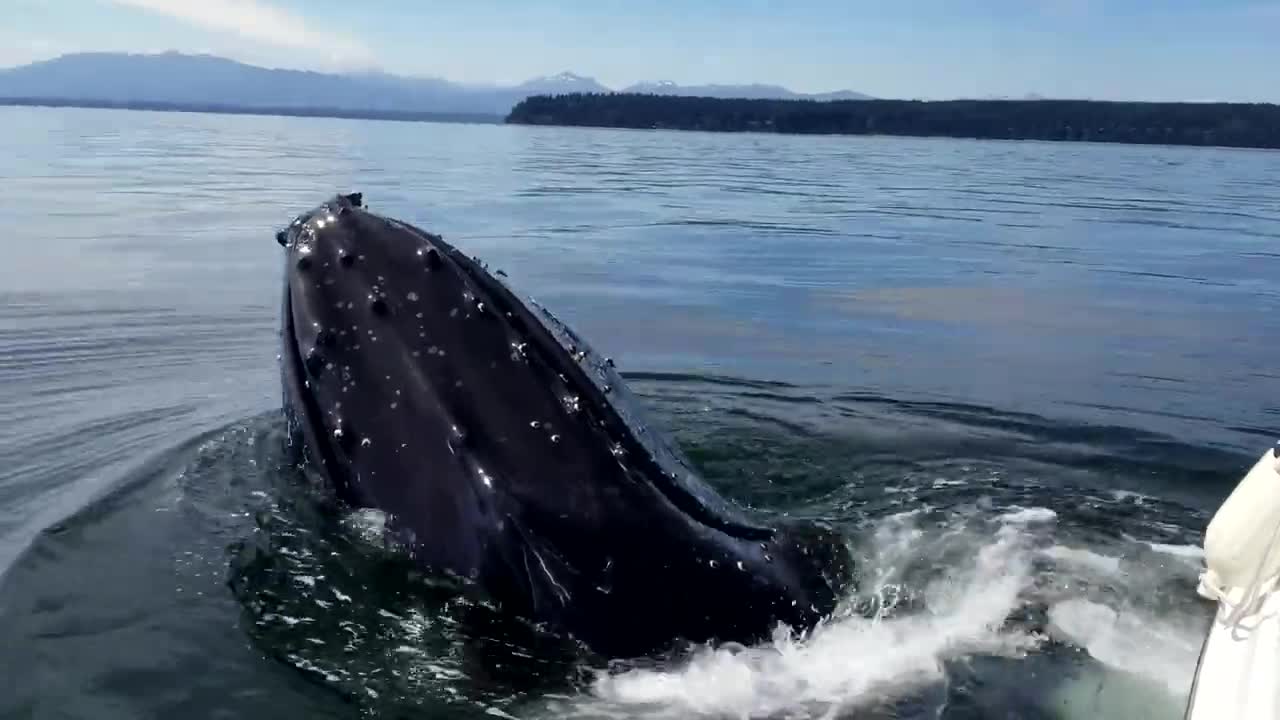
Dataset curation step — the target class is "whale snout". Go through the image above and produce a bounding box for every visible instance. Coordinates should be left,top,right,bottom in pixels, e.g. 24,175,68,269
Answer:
279,192,452,369
280,192,415,281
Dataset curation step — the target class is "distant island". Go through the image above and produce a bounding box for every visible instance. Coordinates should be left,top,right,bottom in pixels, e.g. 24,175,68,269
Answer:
507,93,1280,150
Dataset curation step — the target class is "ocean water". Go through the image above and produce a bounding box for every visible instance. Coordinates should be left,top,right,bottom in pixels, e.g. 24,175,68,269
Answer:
1,105,1279,720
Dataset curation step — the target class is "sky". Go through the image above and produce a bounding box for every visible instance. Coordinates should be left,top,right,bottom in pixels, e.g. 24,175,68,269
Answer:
2,0,1277,102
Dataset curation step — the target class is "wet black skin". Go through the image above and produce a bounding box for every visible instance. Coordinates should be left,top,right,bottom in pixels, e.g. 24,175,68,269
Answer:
278,192,852,659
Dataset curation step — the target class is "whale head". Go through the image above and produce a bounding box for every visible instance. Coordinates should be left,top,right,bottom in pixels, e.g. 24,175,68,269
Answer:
276,193,852,658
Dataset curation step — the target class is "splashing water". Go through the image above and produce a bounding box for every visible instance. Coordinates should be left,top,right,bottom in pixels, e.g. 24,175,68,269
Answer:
545,511,1047,720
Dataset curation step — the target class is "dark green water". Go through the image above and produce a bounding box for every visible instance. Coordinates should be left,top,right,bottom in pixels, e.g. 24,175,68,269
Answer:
1,106,1278,719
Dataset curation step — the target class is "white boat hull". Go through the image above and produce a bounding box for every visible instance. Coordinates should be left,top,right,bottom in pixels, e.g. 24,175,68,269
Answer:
1186,448,1280,720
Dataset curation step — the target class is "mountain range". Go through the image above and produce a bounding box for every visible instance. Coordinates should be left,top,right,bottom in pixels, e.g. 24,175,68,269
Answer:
621,80,870,101
0,52,873,117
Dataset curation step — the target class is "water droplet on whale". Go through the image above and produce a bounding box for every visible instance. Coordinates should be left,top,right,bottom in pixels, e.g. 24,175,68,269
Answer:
449,424,470,450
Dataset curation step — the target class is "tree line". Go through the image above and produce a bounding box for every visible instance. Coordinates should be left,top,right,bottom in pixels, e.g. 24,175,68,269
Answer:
507,93,1280,149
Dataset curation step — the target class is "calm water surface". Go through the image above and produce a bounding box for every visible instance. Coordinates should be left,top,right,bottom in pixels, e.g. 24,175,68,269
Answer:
1,106,1279,720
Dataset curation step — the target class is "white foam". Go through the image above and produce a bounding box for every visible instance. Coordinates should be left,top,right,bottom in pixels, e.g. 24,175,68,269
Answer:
1047,597,1202,697
998,506,1058,524
1109,490,1151,504
554,515,1041,719
932,478,967,488
1147,542,1204,561
286,654,344,684
1043,545,1123,576
262,613,312,627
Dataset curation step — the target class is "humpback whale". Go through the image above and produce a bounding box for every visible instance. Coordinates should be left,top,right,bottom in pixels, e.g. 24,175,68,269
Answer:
276,192,851,658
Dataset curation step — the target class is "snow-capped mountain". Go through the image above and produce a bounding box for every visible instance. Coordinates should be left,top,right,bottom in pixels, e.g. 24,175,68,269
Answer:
623,81,873,101
516,71,610,95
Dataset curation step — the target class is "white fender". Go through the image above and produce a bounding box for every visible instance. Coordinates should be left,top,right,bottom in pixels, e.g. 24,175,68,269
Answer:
1186,447,1280,720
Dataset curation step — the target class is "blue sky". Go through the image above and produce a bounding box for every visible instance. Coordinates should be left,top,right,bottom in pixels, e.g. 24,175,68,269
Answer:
3,0,1277,101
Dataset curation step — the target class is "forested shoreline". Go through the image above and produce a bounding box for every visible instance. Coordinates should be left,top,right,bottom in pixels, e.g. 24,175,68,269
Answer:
507,93,1280,149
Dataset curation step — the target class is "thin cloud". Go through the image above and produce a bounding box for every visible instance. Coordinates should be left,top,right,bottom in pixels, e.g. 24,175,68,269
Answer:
106,0,374,66
0,36,61,68
1243,2,1280,18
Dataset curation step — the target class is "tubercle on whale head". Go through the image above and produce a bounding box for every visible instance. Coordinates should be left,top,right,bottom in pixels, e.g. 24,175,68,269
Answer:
276,191,365,249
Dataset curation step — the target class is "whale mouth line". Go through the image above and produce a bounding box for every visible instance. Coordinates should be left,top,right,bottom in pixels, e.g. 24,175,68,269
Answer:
382,217,777,544
281,290,346,491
